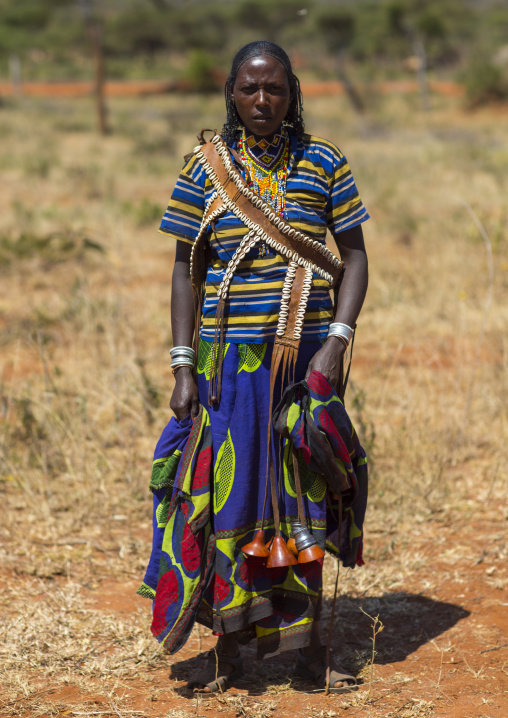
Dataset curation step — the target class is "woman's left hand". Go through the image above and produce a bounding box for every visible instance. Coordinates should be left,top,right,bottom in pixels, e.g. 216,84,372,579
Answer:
305,337,346,388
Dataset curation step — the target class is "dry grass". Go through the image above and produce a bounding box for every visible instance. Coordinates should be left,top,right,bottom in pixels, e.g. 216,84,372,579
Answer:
0,91,507,717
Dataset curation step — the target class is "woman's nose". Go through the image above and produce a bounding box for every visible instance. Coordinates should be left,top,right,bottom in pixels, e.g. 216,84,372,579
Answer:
256,89,269,107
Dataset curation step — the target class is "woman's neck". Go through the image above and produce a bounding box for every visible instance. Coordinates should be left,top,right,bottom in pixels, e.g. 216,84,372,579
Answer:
246,128,282,144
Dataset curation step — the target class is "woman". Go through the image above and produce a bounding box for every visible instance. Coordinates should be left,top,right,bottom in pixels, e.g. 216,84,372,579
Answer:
140,41,369,693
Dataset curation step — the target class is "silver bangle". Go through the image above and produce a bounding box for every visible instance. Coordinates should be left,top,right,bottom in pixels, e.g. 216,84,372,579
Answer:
171,359,194,369
328,322,354,345
170,345,195,358
170,354,195,363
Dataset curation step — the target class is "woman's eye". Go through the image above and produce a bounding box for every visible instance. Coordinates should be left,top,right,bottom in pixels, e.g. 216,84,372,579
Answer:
239,85,286,95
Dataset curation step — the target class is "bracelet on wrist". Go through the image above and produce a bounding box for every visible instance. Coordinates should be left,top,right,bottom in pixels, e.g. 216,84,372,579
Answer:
170,345,195,358
170,345,196,370
328,334,348,350
327,322,354,346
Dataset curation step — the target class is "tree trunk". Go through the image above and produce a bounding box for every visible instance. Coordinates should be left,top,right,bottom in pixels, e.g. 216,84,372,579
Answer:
89,23,108,136
80,0,109,136
413,37,430,113
336,50,365,114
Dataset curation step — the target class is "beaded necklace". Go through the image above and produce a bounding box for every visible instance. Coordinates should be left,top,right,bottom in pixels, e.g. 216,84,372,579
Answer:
239,127,290,257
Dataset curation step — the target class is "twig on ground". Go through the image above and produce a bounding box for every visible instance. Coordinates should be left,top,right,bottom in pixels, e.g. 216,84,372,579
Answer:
461,653,484,679
214,646,222,694
359,607,384,700
0,688,57,709
429,639,445,702
434,646,444,700
480,642,508,654
108,696,123,717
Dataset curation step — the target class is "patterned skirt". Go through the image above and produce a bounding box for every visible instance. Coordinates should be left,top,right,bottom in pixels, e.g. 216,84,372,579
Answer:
197,339,329,658
138,339,366,659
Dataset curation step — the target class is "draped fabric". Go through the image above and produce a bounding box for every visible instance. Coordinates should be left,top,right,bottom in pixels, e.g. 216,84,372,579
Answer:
138,341,368,657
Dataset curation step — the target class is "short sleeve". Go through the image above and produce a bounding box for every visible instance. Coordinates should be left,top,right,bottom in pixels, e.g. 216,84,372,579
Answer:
159,155,207,245
325,146,370,235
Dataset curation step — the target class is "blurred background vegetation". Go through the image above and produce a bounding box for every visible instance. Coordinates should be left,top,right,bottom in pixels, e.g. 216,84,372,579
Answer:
0,0,508,106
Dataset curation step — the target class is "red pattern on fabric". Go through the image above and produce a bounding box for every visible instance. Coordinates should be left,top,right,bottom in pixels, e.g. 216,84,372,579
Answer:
181,522,201,572
239,554,267,585
297,558,323,583
318,409,351,464
193,445,212,490
355,544,364,566
296,422,311,463
318,408,341,445
307,370,332,396
214,573,231,604
279,610,298,622
151,569,179,635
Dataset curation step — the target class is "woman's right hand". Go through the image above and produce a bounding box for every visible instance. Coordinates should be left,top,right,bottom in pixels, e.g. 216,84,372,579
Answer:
170,367,200,420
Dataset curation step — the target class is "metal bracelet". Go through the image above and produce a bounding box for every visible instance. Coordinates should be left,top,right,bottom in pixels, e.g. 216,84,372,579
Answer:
328,333,348,350
171,357,194,363
171,360,194,370
328,329,351,346
327,322,353,345
170,345,195,358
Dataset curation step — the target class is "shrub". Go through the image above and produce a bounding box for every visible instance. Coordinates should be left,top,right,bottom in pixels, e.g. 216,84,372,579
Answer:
184,50,220,93
463,53,508,107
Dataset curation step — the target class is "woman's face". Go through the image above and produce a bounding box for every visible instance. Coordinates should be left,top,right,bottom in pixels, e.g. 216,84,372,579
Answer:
231,55,291,138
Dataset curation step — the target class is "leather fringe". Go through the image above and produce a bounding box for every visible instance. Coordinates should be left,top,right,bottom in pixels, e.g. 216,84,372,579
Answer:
208,296,226,405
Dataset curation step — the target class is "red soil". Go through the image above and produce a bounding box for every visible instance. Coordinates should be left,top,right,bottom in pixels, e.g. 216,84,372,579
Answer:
4,511,507,718
0,79,466,99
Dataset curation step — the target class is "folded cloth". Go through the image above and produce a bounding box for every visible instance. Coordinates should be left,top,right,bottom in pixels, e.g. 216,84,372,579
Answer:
137,405,216,654
272,370,368,566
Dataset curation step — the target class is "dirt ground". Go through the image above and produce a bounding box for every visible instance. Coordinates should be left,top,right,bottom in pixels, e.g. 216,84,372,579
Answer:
1,500,507,718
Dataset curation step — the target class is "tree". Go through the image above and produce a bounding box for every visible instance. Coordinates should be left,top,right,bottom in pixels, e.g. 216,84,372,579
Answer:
315,8,365,113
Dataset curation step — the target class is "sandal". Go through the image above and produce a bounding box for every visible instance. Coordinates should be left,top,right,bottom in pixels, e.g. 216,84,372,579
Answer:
188,649,243,694
296,648,358,694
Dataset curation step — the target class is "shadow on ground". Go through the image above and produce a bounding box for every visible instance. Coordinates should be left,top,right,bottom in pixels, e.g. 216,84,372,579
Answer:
169,592,469,695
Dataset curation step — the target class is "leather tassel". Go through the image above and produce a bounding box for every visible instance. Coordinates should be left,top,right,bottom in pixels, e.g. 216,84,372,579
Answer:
215,297,227,402
208,297,226,405
193,285,204,379
292,447,325,563
292,447,306,526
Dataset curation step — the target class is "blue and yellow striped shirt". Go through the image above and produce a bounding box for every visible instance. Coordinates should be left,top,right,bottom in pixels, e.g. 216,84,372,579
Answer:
160,133,369,343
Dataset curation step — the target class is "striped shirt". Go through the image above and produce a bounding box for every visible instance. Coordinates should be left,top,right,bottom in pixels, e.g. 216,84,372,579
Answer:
160,132,369,343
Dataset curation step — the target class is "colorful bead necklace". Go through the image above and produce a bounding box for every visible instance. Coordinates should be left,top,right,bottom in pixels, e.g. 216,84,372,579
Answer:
239,127,290,257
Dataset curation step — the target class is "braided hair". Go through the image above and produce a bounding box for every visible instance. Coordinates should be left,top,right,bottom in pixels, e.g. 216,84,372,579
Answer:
221,41,305,146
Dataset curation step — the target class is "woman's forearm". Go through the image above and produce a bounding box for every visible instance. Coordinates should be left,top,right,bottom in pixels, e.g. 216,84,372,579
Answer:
171,241,195,347
169,240,200,419
305,224,368,386
332,224,368,328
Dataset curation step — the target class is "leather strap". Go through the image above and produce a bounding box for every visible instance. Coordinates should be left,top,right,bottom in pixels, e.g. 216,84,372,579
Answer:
292,447,306,525
195,137,343,287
